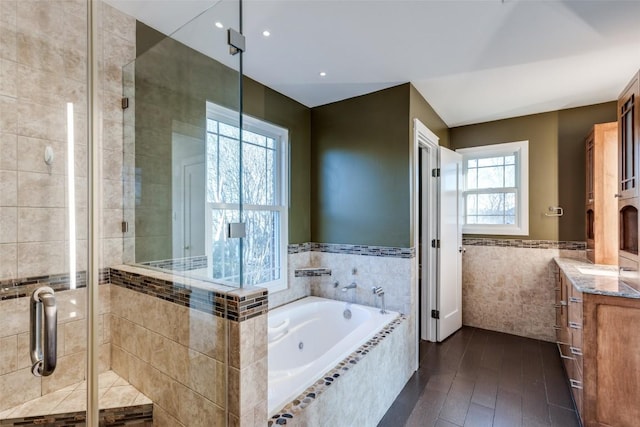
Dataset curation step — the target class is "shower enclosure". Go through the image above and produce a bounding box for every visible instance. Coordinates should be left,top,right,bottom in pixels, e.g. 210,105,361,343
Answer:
0,0,268,425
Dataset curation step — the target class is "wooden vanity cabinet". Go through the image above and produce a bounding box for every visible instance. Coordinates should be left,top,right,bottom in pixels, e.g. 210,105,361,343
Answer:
585,122,618,264
555,271,583,420
555,270,640,427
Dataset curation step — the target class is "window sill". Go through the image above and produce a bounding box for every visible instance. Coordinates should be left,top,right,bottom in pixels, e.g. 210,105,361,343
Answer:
463,224,529,236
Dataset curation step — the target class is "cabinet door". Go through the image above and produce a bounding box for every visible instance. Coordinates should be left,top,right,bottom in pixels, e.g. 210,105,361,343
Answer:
586,131,595,204
618,72,639,200
555,272,570,344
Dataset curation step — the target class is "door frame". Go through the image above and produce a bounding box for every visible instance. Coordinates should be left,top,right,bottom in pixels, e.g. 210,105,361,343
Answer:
412,119,440,357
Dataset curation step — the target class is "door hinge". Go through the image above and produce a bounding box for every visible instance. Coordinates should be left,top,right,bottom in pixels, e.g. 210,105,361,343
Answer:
121,97,129,110
431,239,440,248
432,168,440,177
431,309,440,319
121,221,128,233
227,222,246,238
227,28,246,55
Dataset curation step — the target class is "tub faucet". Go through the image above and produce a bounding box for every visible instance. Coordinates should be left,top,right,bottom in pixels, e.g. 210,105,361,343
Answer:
342,282,357,292
372,286,387,314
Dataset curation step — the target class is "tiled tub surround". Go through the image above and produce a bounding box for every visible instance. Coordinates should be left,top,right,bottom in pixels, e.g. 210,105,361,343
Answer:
278,242,415,315
0,370,152,426
267,297,401,416
267,243,417,425
269,315,410,426
108,265,269,426
462,238,586,342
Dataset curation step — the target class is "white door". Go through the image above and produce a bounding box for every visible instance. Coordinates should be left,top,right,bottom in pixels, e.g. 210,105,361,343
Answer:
437,147,463,341
183,160,206,258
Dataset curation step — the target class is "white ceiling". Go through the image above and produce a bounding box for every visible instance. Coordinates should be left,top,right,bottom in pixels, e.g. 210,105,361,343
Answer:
105,0,640,127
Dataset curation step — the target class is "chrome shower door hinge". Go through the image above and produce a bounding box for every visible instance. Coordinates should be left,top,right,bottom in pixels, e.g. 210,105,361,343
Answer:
121,97,129,110
227,28,245,55
227,222,246,238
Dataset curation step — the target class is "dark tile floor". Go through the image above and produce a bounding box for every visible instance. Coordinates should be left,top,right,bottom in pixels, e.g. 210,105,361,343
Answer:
378,327,581,427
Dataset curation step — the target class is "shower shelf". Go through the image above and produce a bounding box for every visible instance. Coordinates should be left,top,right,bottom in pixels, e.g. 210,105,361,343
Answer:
294,267,332,277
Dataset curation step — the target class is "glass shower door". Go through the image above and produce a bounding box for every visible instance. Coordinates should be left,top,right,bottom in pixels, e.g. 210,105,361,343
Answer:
126,0,245,289
0,0,90,422
115,0,243,425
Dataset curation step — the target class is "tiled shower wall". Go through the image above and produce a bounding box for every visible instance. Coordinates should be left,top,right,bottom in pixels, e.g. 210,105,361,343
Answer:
0,1,134,280
0,285,111,412
0,0,134,415
462,239,586,342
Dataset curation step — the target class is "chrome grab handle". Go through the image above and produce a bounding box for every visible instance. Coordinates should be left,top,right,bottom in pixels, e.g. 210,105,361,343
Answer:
30,287,57,377
569,321,582,329
569,296,582,303
569,379,583,390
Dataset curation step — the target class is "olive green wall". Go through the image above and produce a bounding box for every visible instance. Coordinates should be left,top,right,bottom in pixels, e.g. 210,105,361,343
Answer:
409,84,450,148
134,23,311,261
243,79,311,244
557,102,617,241
450,102,617,241
310,85,411,247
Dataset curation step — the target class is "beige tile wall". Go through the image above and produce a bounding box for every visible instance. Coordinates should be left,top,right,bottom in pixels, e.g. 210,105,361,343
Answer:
462,246,586,341
309,252,413,315
0,286,111,412
110,284,267,426
0,0,134,415
0,0,135,281
268,251,312,310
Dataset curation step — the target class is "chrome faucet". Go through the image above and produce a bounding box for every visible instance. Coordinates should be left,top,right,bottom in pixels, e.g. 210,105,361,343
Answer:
342,282,357,292
372,286,387,314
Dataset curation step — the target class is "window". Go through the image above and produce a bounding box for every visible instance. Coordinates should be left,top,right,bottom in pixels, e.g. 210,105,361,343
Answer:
457,140,529,236
206,102,288,291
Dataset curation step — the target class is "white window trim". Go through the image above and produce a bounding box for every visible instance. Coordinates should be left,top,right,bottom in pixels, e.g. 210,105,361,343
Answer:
205,102,289,292
456,140,529,236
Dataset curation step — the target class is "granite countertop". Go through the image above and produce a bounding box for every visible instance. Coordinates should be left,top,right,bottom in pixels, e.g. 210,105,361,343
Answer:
554,257,640,299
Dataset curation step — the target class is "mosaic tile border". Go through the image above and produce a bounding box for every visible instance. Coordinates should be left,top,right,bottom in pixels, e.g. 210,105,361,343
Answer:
139,255,207,272
462,238,586,250
0,270,110,302
0,404,153,426
288,243,415,258
288,243,312,254
268,314,406,425
109,268,268,322
294,268,332,277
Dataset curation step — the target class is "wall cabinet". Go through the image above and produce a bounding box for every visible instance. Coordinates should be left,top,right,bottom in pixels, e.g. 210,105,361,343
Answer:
585,122,618,264
555,270,640,427
618,71,640,284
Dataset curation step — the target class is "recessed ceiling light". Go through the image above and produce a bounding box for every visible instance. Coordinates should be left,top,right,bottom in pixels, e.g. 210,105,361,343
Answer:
262,30,271,37
215,22,224,29
319,72,327,77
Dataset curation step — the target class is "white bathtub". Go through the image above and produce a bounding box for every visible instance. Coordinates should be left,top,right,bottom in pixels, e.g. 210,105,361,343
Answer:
267,296,399,416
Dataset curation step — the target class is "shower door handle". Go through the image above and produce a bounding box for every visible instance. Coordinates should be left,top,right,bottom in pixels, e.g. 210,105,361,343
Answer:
30,286,57,377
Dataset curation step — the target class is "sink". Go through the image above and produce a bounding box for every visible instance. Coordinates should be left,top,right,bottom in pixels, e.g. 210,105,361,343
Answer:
576,266,619,277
